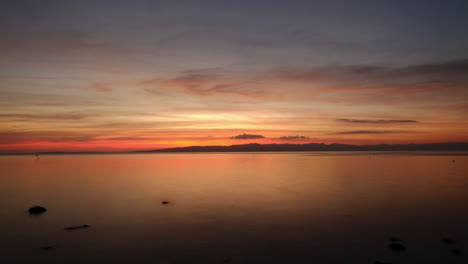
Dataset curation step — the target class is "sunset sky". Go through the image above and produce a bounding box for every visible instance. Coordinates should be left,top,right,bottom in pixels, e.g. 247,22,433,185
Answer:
1,0,468,152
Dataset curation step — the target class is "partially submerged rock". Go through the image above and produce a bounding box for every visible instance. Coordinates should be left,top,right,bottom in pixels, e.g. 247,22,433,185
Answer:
64,224,89,231
40,245,55,251
162,201,169,205
28,206,47,215
442,237,456,245
389,243,406,252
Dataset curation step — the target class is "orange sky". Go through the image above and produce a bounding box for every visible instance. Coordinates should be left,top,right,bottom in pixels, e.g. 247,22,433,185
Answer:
1,1,468,153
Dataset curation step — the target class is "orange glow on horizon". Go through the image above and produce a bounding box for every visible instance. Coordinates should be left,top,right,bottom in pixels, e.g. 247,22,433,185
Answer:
1,130,467,153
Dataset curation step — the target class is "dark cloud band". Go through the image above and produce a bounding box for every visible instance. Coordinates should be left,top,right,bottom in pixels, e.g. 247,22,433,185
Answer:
336,130,399,134
337,119,416,123
275,135,310,140
231,134,265,139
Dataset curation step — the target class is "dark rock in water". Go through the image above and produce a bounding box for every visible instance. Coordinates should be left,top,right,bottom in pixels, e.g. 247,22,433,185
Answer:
374,261,392,264
64,224,89,231
162,201,169,205
28,206,47,215
451,248,462,255
40,245,55,251
389,243,406,252
389,237,401,242
442,237,456,245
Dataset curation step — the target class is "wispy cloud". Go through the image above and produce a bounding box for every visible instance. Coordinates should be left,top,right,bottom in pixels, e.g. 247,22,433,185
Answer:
271,59,468,105
274,58,468,84
0,113,94,121
336,130,401,135
401,59,468,78
142,87,163,95
275,135,310,140
105,136,157,141
142,69,266,98
0,131,98,144
136,59,468,103
184,83,265,98
92,82,112,92
230,133,265,139
337,119,417,123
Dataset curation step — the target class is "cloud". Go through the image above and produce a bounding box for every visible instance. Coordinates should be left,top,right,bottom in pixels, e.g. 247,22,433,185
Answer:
137,59,468,103
336,130,400,135
184,82,265,98
144,69,266,98
105,136,157,141
275,135,310,140
230,133,265,139
273,59,468,102
0,29,131,60
0,131,98,144
92,82,112,92
337,119,417,123
402,59,468,78
143,87,163,95
0,113,94,121
275,58,468,84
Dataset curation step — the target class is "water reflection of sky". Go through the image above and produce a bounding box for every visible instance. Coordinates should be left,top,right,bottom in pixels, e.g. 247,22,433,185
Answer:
0,153,467,263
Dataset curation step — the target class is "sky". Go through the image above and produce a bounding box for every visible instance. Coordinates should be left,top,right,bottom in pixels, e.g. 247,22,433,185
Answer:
1,0,468,152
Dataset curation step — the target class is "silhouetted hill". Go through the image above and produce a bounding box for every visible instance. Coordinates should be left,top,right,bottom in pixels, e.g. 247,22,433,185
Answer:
139,142,468,153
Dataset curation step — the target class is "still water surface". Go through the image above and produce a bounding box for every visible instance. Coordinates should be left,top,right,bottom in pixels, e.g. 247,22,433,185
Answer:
0,152,467,263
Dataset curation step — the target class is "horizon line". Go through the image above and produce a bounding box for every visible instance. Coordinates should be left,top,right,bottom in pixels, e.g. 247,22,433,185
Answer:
2,141,468,155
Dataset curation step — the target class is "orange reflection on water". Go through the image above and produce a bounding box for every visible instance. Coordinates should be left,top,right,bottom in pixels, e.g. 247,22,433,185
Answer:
1,152,468,263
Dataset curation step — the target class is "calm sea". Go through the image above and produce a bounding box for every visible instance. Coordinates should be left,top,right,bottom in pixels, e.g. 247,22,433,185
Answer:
1,152,467,263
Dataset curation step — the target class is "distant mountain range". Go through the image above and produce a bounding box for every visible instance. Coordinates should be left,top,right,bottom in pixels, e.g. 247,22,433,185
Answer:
4,142,467,155
138,142,468,153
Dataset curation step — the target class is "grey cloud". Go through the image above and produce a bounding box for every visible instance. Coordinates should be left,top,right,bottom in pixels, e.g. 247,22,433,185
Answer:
0,131,97,144
156,69,266,98
143,87,163,95
402,59,468,78
230,133,265,139
337,119,417,123
274,58,468,85
0,113,94,121
93,82,112,92
275,135,310,140
106,137,156,141
336,130,400,134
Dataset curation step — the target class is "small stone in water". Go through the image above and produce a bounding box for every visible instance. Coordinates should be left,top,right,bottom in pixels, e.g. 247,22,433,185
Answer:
28,206,47,215
389,243,406,252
